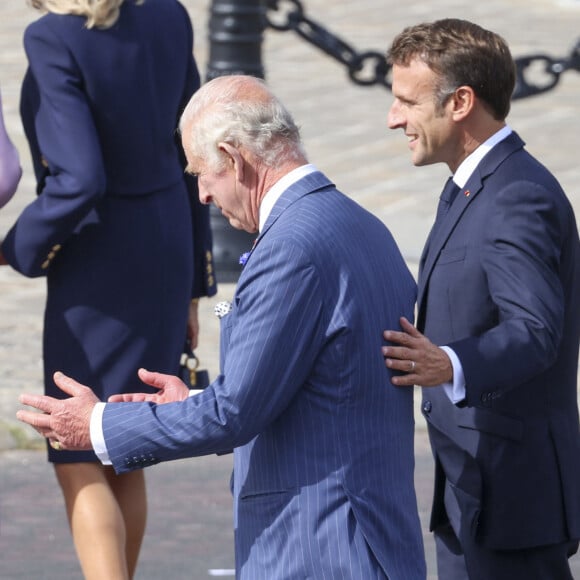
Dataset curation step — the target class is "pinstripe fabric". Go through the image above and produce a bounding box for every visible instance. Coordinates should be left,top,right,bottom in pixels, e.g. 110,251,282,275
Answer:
103,171,426,579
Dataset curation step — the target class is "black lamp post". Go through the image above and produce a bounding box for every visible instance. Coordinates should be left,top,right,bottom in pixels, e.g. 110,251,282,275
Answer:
206,0,266,282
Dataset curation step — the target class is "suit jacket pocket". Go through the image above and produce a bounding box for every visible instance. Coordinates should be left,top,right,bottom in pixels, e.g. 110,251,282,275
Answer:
457,407,524,442
238,488,296,531
239,487,293,501
437,246,466,265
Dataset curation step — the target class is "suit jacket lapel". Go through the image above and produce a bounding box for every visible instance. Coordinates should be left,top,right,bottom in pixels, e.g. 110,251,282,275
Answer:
252,171,334,251
417,132,526,317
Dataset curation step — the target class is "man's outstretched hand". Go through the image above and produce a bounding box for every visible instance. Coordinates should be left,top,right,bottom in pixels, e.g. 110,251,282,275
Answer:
16,369,191,451
16,371,97,451
107,368,190,403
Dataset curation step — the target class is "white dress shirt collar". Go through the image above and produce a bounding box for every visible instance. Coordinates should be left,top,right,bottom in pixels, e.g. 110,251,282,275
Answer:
453,125,512,188
259,164,317,232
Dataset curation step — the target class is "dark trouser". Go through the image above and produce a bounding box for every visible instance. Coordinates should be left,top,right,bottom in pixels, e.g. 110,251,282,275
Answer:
435,518,578,580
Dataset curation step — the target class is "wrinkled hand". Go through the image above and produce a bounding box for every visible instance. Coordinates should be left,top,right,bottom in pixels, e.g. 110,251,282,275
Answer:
382,317,453,387
107,368,189,403
16,371,97,450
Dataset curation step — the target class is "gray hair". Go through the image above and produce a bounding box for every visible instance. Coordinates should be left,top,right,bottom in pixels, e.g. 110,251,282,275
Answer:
179,75,306,173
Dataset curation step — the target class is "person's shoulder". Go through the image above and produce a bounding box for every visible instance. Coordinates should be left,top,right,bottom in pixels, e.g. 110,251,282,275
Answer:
25,10,83,30
501,140,562,189
138,0,192,21
129,0,193,38
24,10,84,45
147,0,190,11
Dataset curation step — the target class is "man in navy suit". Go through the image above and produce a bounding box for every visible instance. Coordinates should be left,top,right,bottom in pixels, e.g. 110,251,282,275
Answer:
18,75,426,579
381,19,580,579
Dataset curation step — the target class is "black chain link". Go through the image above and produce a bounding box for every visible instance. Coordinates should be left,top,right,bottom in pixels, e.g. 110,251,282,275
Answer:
265,0,579,100
513,40,580,99
265,0,391,89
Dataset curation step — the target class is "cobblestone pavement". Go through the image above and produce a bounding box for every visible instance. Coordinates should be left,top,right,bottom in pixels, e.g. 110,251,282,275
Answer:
1,0,579,578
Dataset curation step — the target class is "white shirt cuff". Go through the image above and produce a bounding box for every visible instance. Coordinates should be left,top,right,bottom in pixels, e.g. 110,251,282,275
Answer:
440,346,466,404
188,389,203,397
90,402,112,465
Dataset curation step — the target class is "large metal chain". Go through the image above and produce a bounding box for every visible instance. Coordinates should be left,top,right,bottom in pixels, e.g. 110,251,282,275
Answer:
513,40,580,99
265,0,391,89
265,0,579,100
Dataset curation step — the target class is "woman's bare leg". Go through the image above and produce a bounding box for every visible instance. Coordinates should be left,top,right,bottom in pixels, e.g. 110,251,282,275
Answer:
54,462,144,580
104,467,147,578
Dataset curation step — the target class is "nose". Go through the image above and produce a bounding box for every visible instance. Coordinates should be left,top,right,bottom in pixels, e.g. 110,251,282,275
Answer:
387,100,404,130
198,186,212,205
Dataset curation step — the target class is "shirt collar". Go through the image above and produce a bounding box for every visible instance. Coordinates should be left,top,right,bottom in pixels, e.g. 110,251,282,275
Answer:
259,164,318,232
453,125,512,188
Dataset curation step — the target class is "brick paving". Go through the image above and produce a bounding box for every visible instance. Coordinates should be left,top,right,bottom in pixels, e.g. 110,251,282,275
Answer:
1,0,579,578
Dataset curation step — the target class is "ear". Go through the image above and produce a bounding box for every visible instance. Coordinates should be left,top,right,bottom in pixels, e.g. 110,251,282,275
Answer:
450,86,475,121
218,142,245,182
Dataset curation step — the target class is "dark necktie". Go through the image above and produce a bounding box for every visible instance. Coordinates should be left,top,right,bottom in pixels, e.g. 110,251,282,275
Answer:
434,177,460,224
421,178,460,272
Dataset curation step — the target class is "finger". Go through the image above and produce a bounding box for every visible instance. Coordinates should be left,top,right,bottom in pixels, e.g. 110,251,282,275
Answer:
16,408,52,429
108,394,129,402
382,329,410,345
39,427,56,439
53,371,91,397
19,393,57,414
399,317,424,338
108,394,127,402
138,368,188,390
390,373,417,387
137,368,169,390
385,356,416,373
382,345,413,361
50,440,66,451
108,393,152,403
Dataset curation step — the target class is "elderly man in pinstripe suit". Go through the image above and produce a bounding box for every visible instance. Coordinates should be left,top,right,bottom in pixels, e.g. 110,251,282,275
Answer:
18,75,426,579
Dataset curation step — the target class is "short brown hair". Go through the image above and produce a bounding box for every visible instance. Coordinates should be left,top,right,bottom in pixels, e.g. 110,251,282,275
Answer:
387,18,515,120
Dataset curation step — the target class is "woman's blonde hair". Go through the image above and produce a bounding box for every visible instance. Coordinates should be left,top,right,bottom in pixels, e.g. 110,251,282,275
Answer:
30,0,144,29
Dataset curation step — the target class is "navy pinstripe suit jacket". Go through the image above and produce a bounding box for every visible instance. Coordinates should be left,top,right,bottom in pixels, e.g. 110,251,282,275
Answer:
103,171,426,579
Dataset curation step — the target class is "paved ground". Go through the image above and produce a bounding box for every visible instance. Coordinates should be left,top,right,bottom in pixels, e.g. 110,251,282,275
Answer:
1,0,579,578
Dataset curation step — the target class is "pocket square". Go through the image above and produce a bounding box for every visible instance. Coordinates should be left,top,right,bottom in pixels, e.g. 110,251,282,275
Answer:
214,301,233,319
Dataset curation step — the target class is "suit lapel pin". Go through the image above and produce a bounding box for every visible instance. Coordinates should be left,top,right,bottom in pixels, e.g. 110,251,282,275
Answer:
239,238,258,267
464,190,471,197
239,251,251,267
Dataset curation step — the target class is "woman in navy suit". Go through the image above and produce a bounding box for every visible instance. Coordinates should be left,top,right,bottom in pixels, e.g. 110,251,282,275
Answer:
0,0,216,577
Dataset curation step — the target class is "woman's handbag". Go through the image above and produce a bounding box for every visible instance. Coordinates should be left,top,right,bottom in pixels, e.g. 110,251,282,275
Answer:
179,339,210,390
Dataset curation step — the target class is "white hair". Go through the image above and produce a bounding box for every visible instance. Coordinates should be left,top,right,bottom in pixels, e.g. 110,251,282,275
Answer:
179,75,306,172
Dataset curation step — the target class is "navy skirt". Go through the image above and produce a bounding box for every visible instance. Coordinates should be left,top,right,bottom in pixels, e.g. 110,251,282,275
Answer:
43,184,194,463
